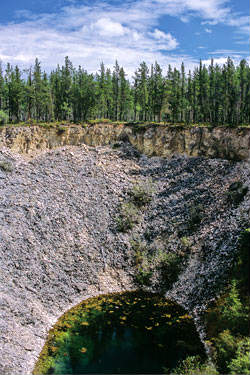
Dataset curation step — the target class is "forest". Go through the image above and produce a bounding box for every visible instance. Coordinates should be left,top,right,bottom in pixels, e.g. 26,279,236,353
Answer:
0,56,249,126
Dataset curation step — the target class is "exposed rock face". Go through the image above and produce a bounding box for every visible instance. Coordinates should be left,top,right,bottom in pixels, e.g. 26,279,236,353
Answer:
0,126,249,374
0,123,249,160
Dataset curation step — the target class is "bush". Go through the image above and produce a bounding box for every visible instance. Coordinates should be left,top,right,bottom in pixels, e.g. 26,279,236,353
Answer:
40,123,53,130
88,118,112,125
116,202,140,232
167,355,218,375
180,236,191,248
188,203,203,231
0,110,9,125
129,181,154,207
0,160,13,172
57,126,67,134
205,228,250,374
228,337,250,374
157,251,184,289
134,268,152,287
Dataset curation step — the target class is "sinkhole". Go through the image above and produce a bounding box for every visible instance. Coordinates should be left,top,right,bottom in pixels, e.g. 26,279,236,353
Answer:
33,291,205,374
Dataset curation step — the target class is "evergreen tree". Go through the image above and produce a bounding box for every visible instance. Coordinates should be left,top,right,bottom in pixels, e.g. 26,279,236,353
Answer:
0,56,249,126
112,60,120,121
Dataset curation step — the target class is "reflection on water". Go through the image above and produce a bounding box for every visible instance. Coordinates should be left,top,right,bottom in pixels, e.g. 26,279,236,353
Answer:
33,291,205,374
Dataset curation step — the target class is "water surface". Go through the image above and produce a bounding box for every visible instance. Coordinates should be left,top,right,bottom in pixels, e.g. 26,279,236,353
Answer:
33,291,205,374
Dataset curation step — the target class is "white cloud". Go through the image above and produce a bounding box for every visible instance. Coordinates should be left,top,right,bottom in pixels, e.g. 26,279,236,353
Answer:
0,0,248,77
205,28,212,33
209,49,249,55
91,18,128,37
149,29,179,50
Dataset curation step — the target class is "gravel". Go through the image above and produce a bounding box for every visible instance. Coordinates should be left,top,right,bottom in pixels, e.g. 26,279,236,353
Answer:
0,142,249,374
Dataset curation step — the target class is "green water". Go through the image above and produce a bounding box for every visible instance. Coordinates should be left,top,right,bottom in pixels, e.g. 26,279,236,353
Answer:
33,291,205,374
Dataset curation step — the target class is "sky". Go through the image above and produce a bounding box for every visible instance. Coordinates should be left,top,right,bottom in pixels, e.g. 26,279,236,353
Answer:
0,0,249,76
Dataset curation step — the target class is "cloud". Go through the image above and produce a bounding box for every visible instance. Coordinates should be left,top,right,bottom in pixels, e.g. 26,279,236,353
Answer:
0,0,248,76
209,49,249,55
91,18,128,37
149,29,179,50
205,28,212,33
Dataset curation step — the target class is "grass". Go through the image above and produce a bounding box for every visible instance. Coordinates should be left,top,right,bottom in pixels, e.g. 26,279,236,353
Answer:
1,120,249,129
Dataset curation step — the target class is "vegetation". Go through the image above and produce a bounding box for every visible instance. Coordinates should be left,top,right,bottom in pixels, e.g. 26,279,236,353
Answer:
116,202,140,232
0,57,249,126
165,355,218,374
188,203,204,231
0,109,8,125
0,160,13,172
205,228,250,374
116,180,154,232
129,180,154,207
131,239,186,289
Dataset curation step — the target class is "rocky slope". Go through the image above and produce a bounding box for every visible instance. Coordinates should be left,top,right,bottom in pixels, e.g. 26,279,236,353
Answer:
0,126,249,374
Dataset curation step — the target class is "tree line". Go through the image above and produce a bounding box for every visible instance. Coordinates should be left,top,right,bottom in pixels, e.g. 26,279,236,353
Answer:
0,56,249,126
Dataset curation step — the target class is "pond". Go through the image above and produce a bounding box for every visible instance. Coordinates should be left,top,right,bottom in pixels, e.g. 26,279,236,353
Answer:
33,291,205,374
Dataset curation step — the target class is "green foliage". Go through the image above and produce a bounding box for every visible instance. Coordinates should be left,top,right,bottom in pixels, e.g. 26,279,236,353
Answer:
116,180,154,232
167,355,218,375
188,203,203,231
116,202,140,232
39,122,54,129
205,228,250,374
180,236,191,248
88,118,112,124
0,57,249,125
57,125,67,134
129,181,154,207
0,110,9,125
156,250,185,289
228,337,250,374
135,268,153,286
0,160,13,172
130,238,185,289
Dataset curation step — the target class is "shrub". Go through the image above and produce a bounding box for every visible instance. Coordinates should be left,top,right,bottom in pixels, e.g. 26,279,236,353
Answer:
180,236,191,248
57,126,67,134
116,202,140,232
129,180,154,207
0,110,9,125
40,123,53,130
167,355,218,375
188,203,203,231
0,160,13,172
134,268,152,286
228,337,250,374
130,239,147,266
88,118,112,125
157,251,184,289
205,228,250,374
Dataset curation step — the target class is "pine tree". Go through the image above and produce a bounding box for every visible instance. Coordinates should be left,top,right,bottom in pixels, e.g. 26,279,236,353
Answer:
112,61,120,121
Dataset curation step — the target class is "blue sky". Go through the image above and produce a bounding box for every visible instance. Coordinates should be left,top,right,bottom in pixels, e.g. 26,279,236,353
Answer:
0,0,249,75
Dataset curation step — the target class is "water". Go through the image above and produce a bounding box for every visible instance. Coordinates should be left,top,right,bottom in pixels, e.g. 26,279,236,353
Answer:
34,291,205,374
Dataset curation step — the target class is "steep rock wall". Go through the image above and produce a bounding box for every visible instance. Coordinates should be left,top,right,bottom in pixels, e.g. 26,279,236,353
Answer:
0,124,249,160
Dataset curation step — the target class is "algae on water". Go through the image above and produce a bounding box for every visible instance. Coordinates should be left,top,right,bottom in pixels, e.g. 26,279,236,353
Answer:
33,291,205,375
